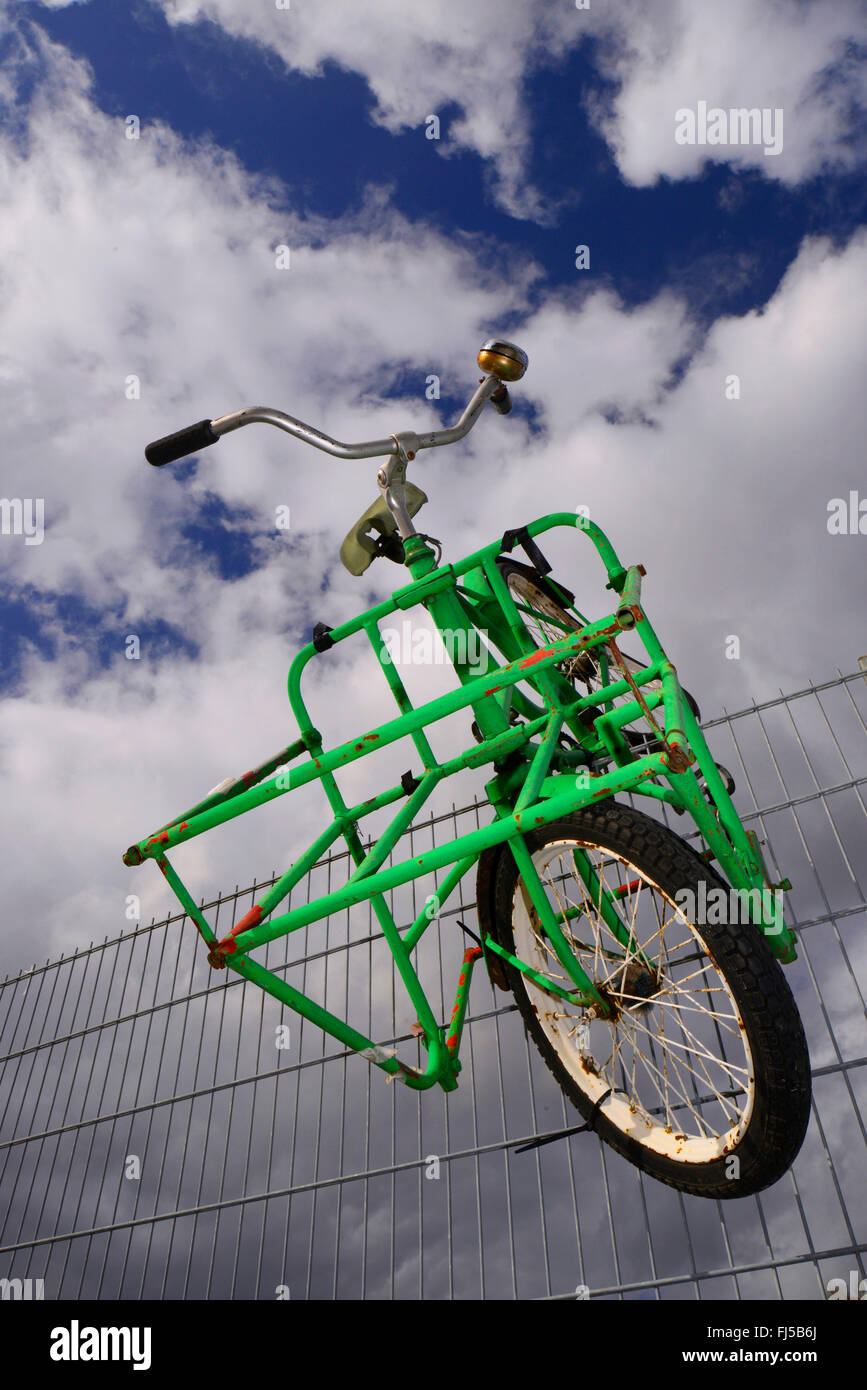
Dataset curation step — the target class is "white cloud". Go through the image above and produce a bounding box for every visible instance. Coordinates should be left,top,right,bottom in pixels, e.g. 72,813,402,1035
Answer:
154,0,867,193
0,26,527,971
21,0,865,207
587,0,867,186
0,21,865,979
475,230,867,708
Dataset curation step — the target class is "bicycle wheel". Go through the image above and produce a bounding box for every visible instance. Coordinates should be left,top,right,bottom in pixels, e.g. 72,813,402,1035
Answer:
496,557,701,750
490,803,811,1198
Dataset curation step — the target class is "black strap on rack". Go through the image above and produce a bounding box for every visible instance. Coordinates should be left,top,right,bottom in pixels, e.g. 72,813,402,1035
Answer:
500,525,553,576
456,920,483,948
456,918,504,988
312,622,335,652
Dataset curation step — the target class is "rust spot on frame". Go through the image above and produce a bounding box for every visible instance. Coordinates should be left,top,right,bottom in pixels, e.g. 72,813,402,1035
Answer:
227,903,264,940
518,648,555,669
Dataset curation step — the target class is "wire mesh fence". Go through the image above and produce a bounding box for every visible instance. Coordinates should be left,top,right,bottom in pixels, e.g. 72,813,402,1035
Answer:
1,669,865,1301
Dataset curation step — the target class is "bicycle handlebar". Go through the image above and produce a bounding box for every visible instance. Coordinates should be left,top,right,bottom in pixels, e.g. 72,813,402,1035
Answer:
145,419,220,466
144,339,527,467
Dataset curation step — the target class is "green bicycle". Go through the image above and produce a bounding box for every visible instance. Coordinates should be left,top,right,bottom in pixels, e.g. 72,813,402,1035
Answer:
125,339,811,1200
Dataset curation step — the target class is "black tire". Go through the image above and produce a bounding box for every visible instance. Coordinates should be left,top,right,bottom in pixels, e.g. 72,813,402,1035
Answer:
490,802,811,1198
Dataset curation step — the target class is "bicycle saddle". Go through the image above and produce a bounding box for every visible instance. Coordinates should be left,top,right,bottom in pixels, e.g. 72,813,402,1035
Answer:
339,483,428,576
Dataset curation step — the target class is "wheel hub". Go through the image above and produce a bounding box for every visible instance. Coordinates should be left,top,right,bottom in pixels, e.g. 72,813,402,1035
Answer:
621,960,661,1010
591,961,661,1021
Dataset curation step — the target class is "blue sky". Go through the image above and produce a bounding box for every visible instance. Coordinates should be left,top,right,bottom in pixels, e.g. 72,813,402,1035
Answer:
0,0,865,969
32,0,867,321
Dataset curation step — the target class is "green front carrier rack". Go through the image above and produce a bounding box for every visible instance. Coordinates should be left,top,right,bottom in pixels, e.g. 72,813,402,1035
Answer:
123,512,796,1093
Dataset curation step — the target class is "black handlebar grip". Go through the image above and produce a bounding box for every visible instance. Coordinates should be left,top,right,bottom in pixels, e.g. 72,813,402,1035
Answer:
490,384,513,416
145,419,219,466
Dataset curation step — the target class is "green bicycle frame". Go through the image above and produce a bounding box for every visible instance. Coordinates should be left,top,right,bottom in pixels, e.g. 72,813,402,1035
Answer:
123,511,797,1094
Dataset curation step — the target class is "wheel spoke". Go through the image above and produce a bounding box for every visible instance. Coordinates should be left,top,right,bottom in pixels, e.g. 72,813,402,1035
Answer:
625,1010,750,1091
618,1021,708,1132
510,834,757,1160
644,992,742,1038
497,580,807,1189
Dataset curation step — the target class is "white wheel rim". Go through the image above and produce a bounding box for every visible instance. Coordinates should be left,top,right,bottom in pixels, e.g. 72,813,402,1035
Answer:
512,840,756,1164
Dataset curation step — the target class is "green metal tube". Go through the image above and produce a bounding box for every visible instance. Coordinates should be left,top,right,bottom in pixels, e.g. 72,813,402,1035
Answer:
364,618,438,769
157,857,218,947
228,747,670,956
162,738,308,832
594,684,663,735
129,615,620,861
592,684,664,766
483,937,586,1002
227,952,443,1091
402,854,477,952
340,780,413,825
514,712,564,812
658,659,690,757
505,833,607,1009
432,511,627,591
567,846,656,973
422,583,510,742
230,818,346,929
674,700,797,960
444,947,483,1057
616,566,644,630
347,768,442,883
